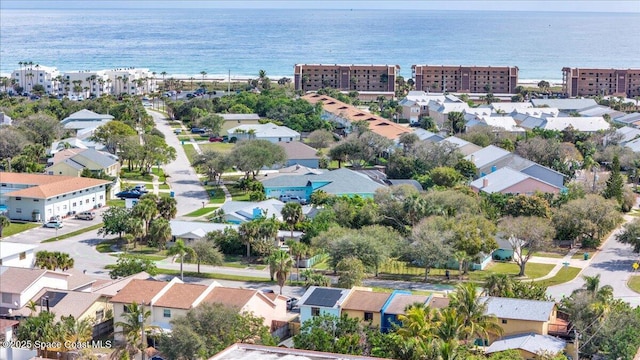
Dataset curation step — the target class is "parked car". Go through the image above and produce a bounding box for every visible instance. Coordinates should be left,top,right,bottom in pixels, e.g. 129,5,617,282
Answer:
209,136,224,142
44,220,63,228
191,128,206,134
75,211,96,220
261,288,275,294
115,190,143,199
174,128,182,134
133,184,148,193
279,194,308,205
287,297,298,310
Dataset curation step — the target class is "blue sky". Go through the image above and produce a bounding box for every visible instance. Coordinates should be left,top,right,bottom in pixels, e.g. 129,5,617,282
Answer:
2,0,639,12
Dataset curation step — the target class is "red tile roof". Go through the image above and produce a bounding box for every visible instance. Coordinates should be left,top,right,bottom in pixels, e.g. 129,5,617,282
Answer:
0,172,110,199
109,279,167,304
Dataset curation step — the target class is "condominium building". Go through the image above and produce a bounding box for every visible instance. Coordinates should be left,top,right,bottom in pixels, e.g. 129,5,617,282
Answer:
103,67,157,95
412,65,519,94
11,64,61,94
294,64,399,93
562,67,640,97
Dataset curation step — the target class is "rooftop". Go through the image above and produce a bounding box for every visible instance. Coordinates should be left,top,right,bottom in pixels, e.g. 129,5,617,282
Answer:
341,290,391,312
227,123,300,138
154,283,209,309
109,279,168,304
482,296,556,322
470,168,532,193
299,286,351,309
262,167,385,196
383,293,429,315
485,333,566,355
204,287,265,309
465,145,512,169
0,266,69,294
219,113,260,121
0,241,37,259
530,98,598,111
0,172,110,199
13,288,103,322
277,141,320,160
209,344,389,360
61,109,114,123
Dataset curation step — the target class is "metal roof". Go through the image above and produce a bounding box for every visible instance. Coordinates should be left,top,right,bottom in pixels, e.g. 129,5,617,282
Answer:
486,333,566,355
482,296,556,322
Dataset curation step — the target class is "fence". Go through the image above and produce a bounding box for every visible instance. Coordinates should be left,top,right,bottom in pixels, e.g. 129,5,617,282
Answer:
93,318,114,338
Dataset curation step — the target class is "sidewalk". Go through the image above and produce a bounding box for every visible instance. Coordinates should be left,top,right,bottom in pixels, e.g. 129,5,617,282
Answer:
531,248,583,281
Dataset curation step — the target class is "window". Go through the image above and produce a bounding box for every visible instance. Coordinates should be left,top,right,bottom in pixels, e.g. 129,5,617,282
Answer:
16,208,22,214
19,252,26,260
311,307,320,317
163,309,171,318
501,319,508,324
95,310,104,322
364,312,373,321
15,197,21,201
72,202,76,207
123,305,131,313
34,199,39,202
2,293,11,304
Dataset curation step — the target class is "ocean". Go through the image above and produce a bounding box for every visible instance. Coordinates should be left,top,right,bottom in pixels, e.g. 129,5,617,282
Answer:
0,8,638,82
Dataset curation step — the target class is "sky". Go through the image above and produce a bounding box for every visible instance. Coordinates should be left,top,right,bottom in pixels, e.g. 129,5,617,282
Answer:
1,0,639,12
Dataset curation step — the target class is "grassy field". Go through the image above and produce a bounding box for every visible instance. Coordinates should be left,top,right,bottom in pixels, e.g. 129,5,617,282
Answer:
159,184,171,190
183,144,199,164
156,268,271,282
2,222,41,237
199,143,235,153
120,170,153,182
538,266,582,287
204,184,226,204
468,262,555,282
222,255,267,270
628,275,640,293
228,183,250,201
42,223,103,243
106,199,125,208
184,207,218,217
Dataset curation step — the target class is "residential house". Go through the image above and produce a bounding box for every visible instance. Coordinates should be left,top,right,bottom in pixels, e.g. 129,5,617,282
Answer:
110,278,287,340
412,128,445,143
0,112,12,126
578,104,625,119
60,109,114,137
259,164,326,181
210,344,389,360
228,123,300,143
427,101,470,128
399,91,451,123
218,113,261,133
485,333,567,359
465,115,525,133
261,167,385,202
219,199,316,224
91,271,155,297
465,145,512,173
298,286,351,325
519,116,610,133
530,98,598,112
490,102,533,114
411,65,519,94
302,93,413,141
169,220,303,246
0,242,37,268
294,64,398,94
483,297,567,338
492,237,515,261
613,112,640,126
380,291,429,333
0,172,110,221
46,148,120,178
470,167,562,195
49,137,107,155
610,126,640,146
276,141,320,169
0,319,21,360
0,266,70,316
341,289,391,328
441,136,483,156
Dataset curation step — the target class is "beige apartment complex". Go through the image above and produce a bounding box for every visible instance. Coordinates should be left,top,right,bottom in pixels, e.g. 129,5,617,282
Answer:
294,64,399,92
562,67,640,97
412,65,519,94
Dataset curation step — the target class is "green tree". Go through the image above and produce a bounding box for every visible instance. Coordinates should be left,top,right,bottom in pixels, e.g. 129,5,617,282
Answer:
552,194,621,248
230,139,287,178
17,113,62,146
131,197,158,236
268,249,294,294
193,150,228,183
449,282,503,342
196,113,224,135
294,314,369,355
616,218,640,253
336,256,366,288
454,158,477,180
281,202,304,239
160,303,275,359
306,129,335,148
98,207,133,240
410,217,453,280
148,217,172,250
447,111,465,135
499,216,555,276
186,239,224,274
109,254,158,279
167,239,195,281
0,215,10,238
58,315,93,353
91,121,137,154
603,154,624,206
429,166,462,188
157,196,177,220
114,302,156,359
16,311,58,358
483,273,514,297
287,239,310,281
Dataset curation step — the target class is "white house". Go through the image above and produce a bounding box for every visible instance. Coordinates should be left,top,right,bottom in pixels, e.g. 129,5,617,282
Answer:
228,123,301,143
11,64,61,95
60,109,114,137
519,116,610,133
0,266,70,314
0,172,110,222
0,242,37,268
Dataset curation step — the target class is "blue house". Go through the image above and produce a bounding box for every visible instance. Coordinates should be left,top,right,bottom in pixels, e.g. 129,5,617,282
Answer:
380,291,430,333
492,237,515,261
297,286,352,326
261,168,385,202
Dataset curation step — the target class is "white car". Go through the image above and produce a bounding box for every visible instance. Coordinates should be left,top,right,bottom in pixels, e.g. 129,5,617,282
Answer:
44,220,63,228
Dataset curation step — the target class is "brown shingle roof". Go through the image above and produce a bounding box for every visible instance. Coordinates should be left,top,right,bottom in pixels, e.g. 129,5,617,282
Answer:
203,287,264,309
303,93,412,140
154,283,209,309
384,294,430,315
428,296,451,309
341,290,391,312
14,288,103,322
0,172,110,199
0,267,58,294
0,319,19,330
277,141,320,160
109,279,167,304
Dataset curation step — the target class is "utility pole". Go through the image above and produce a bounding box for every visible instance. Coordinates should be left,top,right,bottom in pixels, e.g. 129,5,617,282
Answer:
139,302,146,360
573,329,579,360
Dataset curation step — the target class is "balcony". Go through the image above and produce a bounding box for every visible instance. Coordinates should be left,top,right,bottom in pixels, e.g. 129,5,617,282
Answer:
548,318,572,338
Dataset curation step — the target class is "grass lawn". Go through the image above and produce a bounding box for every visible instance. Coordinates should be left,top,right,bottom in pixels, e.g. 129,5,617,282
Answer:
204,185,226,204
159,192,171,198
572,252,591,260
120,170,154,182
371,287,432,296
628,275,640,294
107,199,125,208
538,266,582,287
111,253,167,261
222,255,267,270
199,143,235,153
159,184,171,190
156,268,271,282
184,207,218,217
96,238,118,253
534,251,567,259
151,167,166,182
42,223,103,243
468,262,555,282
183,144,199,164
228,183,250,201
2,222,41,237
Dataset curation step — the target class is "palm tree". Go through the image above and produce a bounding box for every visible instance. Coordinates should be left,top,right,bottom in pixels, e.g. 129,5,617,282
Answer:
55,252,74,271
396,303,439,341
148,218,172,250
483,273,514,297
167,239,195,280
0,215,10,238
114,302,156,358
286,240,309,281
453,250,469,280
200,70,207,82
160,71,167,90
131,198,158,235
281,202,303,239
435,307,463,342
157,197,177,220
239,220,259,257
268,249,294,294
449,282,503,343
59,315,93,352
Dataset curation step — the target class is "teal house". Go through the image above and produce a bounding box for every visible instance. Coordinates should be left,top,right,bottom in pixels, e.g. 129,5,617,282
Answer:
261,168,385,201
492,237,514,261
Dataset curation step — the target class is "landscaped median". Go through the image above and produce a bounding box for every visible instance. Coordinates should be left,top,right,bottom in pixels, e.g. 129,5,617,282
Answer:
537,266,582,287
627,275,640,293
2,222,41,237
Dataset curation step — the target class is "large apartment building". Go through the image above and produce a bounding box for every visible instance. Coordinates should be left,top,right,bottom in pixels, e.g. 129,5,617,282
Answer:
562,67,640,98
294,64,399,93
11,64,61,95
412,65,519,94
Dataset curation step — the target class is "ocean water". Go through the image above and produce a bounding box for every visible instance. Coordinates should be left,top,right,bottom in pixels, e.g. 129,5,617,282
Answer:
0,8,638,81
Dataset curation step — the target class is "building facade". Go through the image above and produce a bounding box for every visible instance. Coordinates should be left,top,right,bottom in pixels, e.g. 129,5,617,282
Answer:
562,67,640,97
294,64,398,93
412,65,519,94
11,64,61,95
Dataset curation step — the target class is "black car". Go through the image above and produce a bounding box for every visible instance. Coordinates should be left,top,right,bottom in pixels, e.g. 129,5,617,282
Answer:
191,128,206,134
115,190,143,199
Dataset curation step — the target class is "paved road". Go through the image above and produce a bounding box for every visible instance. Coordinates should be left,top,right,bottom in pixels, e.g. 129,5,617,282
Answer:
547,214,640,307
146,109,208,216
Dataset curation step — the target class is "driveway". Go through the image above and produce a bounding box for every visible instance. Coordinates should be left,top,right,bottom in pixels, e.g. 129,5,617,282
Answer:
146,109,208,216
547,215,640,307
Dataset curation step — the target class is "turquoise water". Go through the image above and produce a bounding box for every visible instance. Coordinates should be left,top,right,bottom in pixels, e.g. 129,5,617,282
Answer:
1,9,638,80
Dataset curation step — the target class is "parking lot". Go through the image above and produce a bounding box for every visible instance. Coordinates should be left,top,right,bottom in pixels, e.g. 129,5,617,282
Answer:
5,207,107,244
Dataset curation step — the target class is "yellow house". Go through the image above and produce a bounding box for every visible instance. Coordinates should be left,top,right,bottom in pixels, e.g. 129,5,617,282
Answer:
483,297,567,338
341,290,391,328
46,148,120,178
